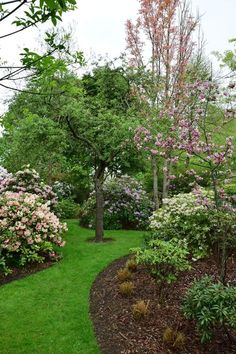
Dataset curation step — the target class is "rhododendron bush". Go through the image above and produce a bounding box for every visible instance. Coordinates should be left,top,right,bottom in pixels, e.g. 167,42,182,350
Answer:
0,167,57,207
149,191,236,259
149,192,211,258
80,176,153,230
0,192,67,274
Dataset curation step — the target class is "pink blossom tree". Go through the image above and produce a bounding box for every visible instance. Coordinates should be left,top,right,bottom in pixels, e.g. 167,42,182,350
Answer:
126,0,199,207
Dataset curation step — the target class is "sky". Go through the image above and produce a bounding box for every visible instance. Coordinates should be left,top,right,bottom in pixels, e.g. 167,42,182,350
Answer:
0,0,236,114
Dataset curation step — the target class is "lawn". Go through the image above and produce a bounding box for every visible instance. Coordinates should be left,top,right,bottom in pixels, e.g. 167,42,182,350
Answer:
0,220,143,354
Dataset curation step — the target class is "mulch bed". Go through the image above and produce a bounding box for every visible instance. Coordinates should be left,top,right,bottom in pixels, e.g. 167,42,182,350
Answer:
0,260,54,287
90,255,236,354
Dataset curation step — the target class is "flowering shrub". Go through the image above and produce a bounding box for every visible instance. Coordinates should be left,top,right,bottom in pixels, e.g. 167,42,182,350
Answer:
0,167,57,208
149,192,212,258
0,192,67,274
53,181,73,200
0,166,11,182
80,175,153,230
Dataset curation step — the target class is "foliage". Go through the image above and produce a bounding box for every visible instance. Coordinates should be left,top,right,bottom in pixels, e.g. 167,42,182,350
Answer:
54,198,79,219
183,276,236,343
0,167,57,208
132,238,190,284
0,192,67,274
149,192,212,258
0,115,68,183
80,175,153,230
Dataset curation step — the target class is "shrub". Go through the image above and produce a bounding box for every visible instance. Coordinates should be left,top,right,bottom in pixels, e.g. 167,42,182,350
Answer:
80,175,153,230
132,239,191,285
0,167,57,208
182,276,236,342
0,191,67,274
54,198,80,219
149,192,212,258
53,181,74,200
117,268,132,282
119,281,135,297
132,300,149,320
0,166,11,182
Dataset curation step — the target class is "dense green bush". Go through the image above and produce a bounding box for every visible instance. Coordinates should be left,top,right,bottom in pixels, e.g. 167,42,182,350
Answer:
54,198,80,219
183,276,236,342
80,175,153,230
132,238,191,285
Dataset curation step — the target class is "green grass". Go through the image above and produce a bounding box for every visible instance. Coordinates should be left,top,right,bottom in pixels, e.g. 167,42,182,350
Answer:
0,220,143,354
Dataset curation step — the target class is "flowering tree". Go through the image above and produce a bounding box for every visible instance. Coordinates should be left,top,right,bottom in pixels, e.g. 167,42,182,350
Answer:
174,79,236,283
126,0,199,207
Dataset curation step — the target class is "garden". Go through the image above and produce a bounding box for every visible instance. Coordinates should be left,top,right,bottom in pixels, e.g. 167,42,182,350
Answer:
1,0,236,353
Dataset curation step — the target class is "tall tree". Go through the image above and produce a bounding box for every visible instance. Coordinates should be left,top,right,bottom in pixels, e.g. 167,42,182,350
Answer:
126,0,198,206
1,63,141,242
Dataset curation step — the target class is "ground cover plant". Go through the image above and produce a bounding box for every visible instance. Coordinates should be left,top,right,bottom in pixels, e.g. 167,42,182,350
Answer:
0,221,143,354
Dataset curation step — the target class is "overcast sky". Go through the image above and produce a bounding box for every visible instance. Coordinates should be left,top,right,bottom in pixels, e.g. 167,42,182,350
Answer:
0,0,236,113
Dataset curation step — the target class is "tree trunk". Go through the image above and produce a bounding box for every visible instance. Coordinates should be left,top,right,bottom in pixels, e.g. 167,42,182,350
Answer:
152,156,159,210
162,159,168,200
94,165,105,242
166,160,172,197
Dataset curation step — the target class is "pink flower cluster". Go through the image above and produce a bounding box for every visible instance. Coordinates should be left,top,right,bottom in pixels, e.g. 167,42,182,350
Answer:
0,168,57,207
0,192,67,253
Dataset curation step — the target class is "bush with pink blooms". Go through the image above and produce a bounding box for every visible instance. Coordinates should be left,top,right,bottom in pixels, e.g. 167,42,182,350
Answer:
0,191,67,274
0,167,57,208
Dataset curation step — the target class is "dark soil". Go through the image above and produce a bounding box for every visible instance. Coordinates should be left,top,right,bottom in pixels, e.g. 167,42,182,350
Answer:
0,260,54,287
90,255,236,354
86,237,115,243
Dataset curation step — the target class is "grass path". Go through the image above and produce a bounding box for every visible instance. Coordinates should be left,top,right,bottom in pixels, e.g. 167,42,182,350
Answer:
0,220,143,354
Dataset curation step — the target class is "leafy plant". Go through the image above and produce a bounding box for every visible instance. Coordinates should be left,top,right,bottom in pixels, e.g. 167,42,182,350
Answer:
183,276,236,342
132,239,191,285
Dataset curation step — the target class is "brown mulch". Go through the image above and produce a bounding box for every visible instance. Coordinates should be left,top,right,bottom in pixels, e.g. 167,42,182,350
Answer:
0,260,54,287
90,255,236,354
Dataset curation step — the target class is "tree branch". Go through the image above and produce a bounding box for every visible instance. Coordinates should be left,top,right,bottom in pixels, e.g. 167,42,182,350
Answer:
65,116,102,159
